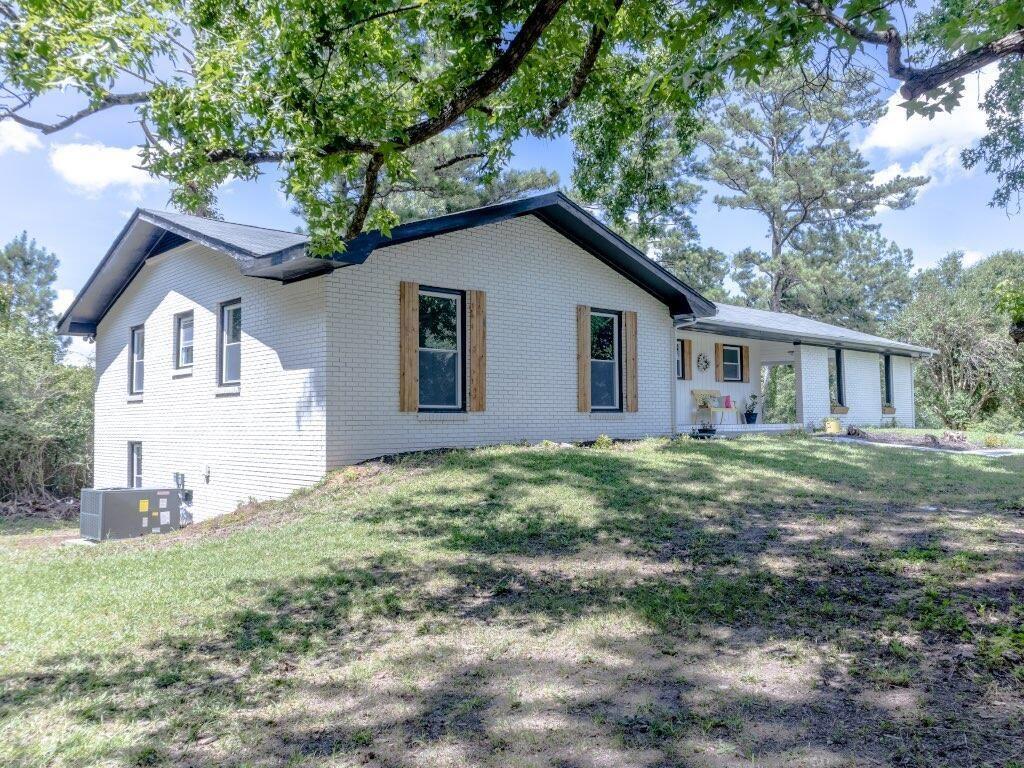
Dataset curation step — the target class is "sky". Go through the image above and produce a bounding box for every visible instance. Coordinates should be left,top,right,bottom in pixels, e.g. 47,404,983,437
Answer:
0,63,1018,366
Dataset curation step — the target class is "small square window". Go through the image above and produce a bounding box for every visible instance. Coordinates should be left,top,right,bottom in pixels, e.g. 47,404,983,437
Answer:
722,345,742,382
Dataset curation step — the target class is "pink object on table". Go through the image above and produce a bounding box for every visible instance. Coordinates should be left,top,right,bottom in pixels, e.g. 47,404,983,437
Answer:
723,395,733,409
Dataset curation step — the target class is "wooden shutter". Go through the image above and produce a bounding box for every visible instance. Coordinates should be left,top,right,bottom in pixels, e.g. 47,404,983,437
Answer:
467,290,487,411
714,342,724,382
623,311,638,412
741,345,750,383
399,281,419,412
682,338,693,381
576,305,590,412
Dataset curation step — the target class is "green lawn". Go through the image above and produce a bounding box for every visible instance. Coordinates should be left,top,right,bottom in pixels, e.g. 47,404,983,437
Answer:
1,435,1023,767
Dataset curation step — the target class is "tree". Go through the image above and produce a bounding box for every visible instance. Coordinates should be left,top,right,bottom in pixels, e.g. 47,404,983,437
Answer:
572,104,728,297
790,1,1024,210
888,251,1024,429
0,0,933,252
296,130,558,227
0,231,58,335
698,68,924,319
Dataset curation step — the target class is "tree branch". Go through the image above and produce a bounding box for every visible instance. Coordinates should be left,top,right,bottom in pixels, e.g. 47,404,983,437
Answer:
536,0,624,132
796,0,1024,100
3,91,150,134
346,153,385,238
433,152,485,171
395,0,570,149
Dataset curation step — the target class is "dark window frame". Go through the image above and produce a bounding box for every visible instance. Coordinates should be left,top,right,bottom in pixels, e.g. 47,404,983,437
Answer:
676,339,685,380
127,441,142,488
589,307,623,413
721,344,743,382
417,285,466,413
217,298,242,386
833,349,846,406
882,354,893,407
173,310,194,370
128,324,145,394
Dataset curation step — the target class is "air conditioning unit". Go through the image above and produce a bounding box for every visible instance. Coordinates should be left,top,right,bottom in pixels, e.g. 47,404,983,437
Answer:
79,488,186,541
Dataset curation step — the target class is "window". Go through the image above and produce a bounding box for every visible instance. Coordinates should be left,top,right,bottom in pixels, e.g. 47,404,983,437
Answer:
418,288,463,410
129,325,145,394
676,339,685,379
219,300,242,384
590,310,621,410
829,349,845,406
881,354,893,406
175,312,194,369
722,344,742,382
128,442,143,488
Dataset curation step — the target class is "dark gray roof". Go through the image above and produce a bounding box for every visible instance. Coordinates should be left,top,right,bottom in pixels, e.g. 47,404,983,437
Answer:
140,209,308,258
689,303,934,357
57,193,716,335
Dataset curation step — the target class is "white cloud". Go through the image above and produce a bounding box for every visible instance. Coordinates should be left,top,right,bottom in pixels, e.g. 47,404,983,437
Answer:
864,66,997,191
962,249,986,267
0,120,42,155
49,142,157,198
53,288,76,315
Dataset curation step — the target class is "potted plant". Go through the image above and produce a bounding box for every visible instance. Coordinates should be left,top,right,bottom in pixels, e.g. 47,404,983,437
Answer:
692,419,717,439
995,280,1024,344
743,394,761,424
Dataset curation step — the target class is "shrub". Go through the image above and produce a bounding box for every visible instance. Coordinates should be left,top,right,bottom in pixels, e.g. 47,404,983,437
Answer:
592,434,614,449
0,324,92,498
983,434,1008,448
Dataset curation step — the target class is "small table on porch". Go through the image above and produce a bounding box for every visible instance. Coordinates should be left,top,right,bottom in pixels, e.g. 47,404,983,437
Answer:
691,389,739,426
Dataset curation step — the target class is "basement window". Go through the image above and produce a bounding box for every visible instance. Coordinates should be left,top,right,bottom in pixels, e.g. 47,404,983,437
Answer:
128,442,142,488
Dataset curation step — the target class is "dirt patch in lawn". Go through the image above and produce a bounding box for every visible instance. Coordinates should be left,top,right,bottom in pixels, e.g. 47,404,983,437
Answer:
846,427,989,451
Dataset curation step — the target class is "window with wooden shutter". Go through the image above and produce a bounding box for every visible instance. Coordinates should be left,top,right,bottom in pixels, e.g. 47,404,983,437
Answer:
466,290,486,411
399,281,419,412
623,310,638,412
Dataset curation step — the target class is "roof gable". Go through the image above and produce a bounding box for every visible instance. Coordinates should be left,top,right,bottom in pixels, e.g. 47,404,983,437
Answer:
57,193,716,335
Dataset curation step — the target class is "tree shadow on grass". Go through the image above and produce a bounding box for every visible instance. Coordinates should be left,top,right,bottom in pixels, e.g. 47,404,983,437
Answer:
2,439,1023,767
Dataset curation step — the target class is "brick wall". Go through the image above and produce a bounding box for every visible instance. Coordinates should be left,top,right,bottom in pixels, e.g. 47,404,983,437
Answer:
324,216,676,465
93,243,327,520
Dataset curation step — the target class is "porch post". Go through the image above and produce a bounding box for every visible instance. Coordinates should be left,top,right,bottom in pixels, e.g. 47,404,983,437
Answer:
793,344,831,429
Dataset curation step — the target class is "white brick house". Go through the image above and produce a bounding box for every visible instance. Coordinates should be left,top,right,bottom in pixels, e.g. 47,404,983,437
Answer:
59,193,933,520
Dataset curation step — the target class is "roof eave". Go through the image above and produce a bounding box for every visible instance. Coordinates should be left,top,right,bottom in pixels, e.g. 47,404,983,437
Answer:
687,319,935,357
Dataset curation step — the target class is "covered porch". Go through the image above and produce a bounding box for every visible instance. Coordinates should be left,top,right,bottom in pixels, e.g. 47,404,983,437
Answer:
671,303,933,436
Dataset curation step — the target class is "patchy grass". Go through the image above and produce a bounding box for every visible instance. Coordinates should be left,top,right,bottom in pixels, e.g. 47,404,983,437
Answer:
1,435,1023,767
